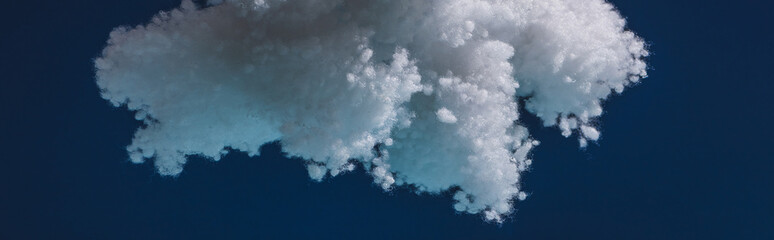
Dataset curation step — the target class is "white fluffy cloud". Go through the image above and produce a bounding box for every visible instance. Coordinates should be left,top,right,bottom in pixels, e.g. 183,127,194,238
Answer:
95,0,647,221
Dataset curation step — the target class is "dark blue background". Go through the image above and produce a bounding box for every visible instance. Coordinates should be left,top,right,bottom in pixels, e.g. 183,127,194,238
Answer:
1,0,772,239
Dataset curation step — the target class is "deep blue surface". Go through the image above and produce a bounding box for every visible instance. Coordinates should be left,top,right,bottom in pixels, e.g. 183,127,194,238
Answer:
1,0,772,239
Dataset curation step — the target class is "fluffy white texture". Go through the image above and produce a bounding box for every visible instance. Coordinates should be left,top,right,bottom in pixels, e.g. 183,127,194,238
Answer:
96,0,646,221
436,108,458,124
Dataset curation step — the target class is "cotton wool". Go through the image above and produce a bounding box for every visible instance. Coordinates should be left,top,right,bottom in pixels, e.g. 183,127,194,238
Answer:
96,0,647,221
